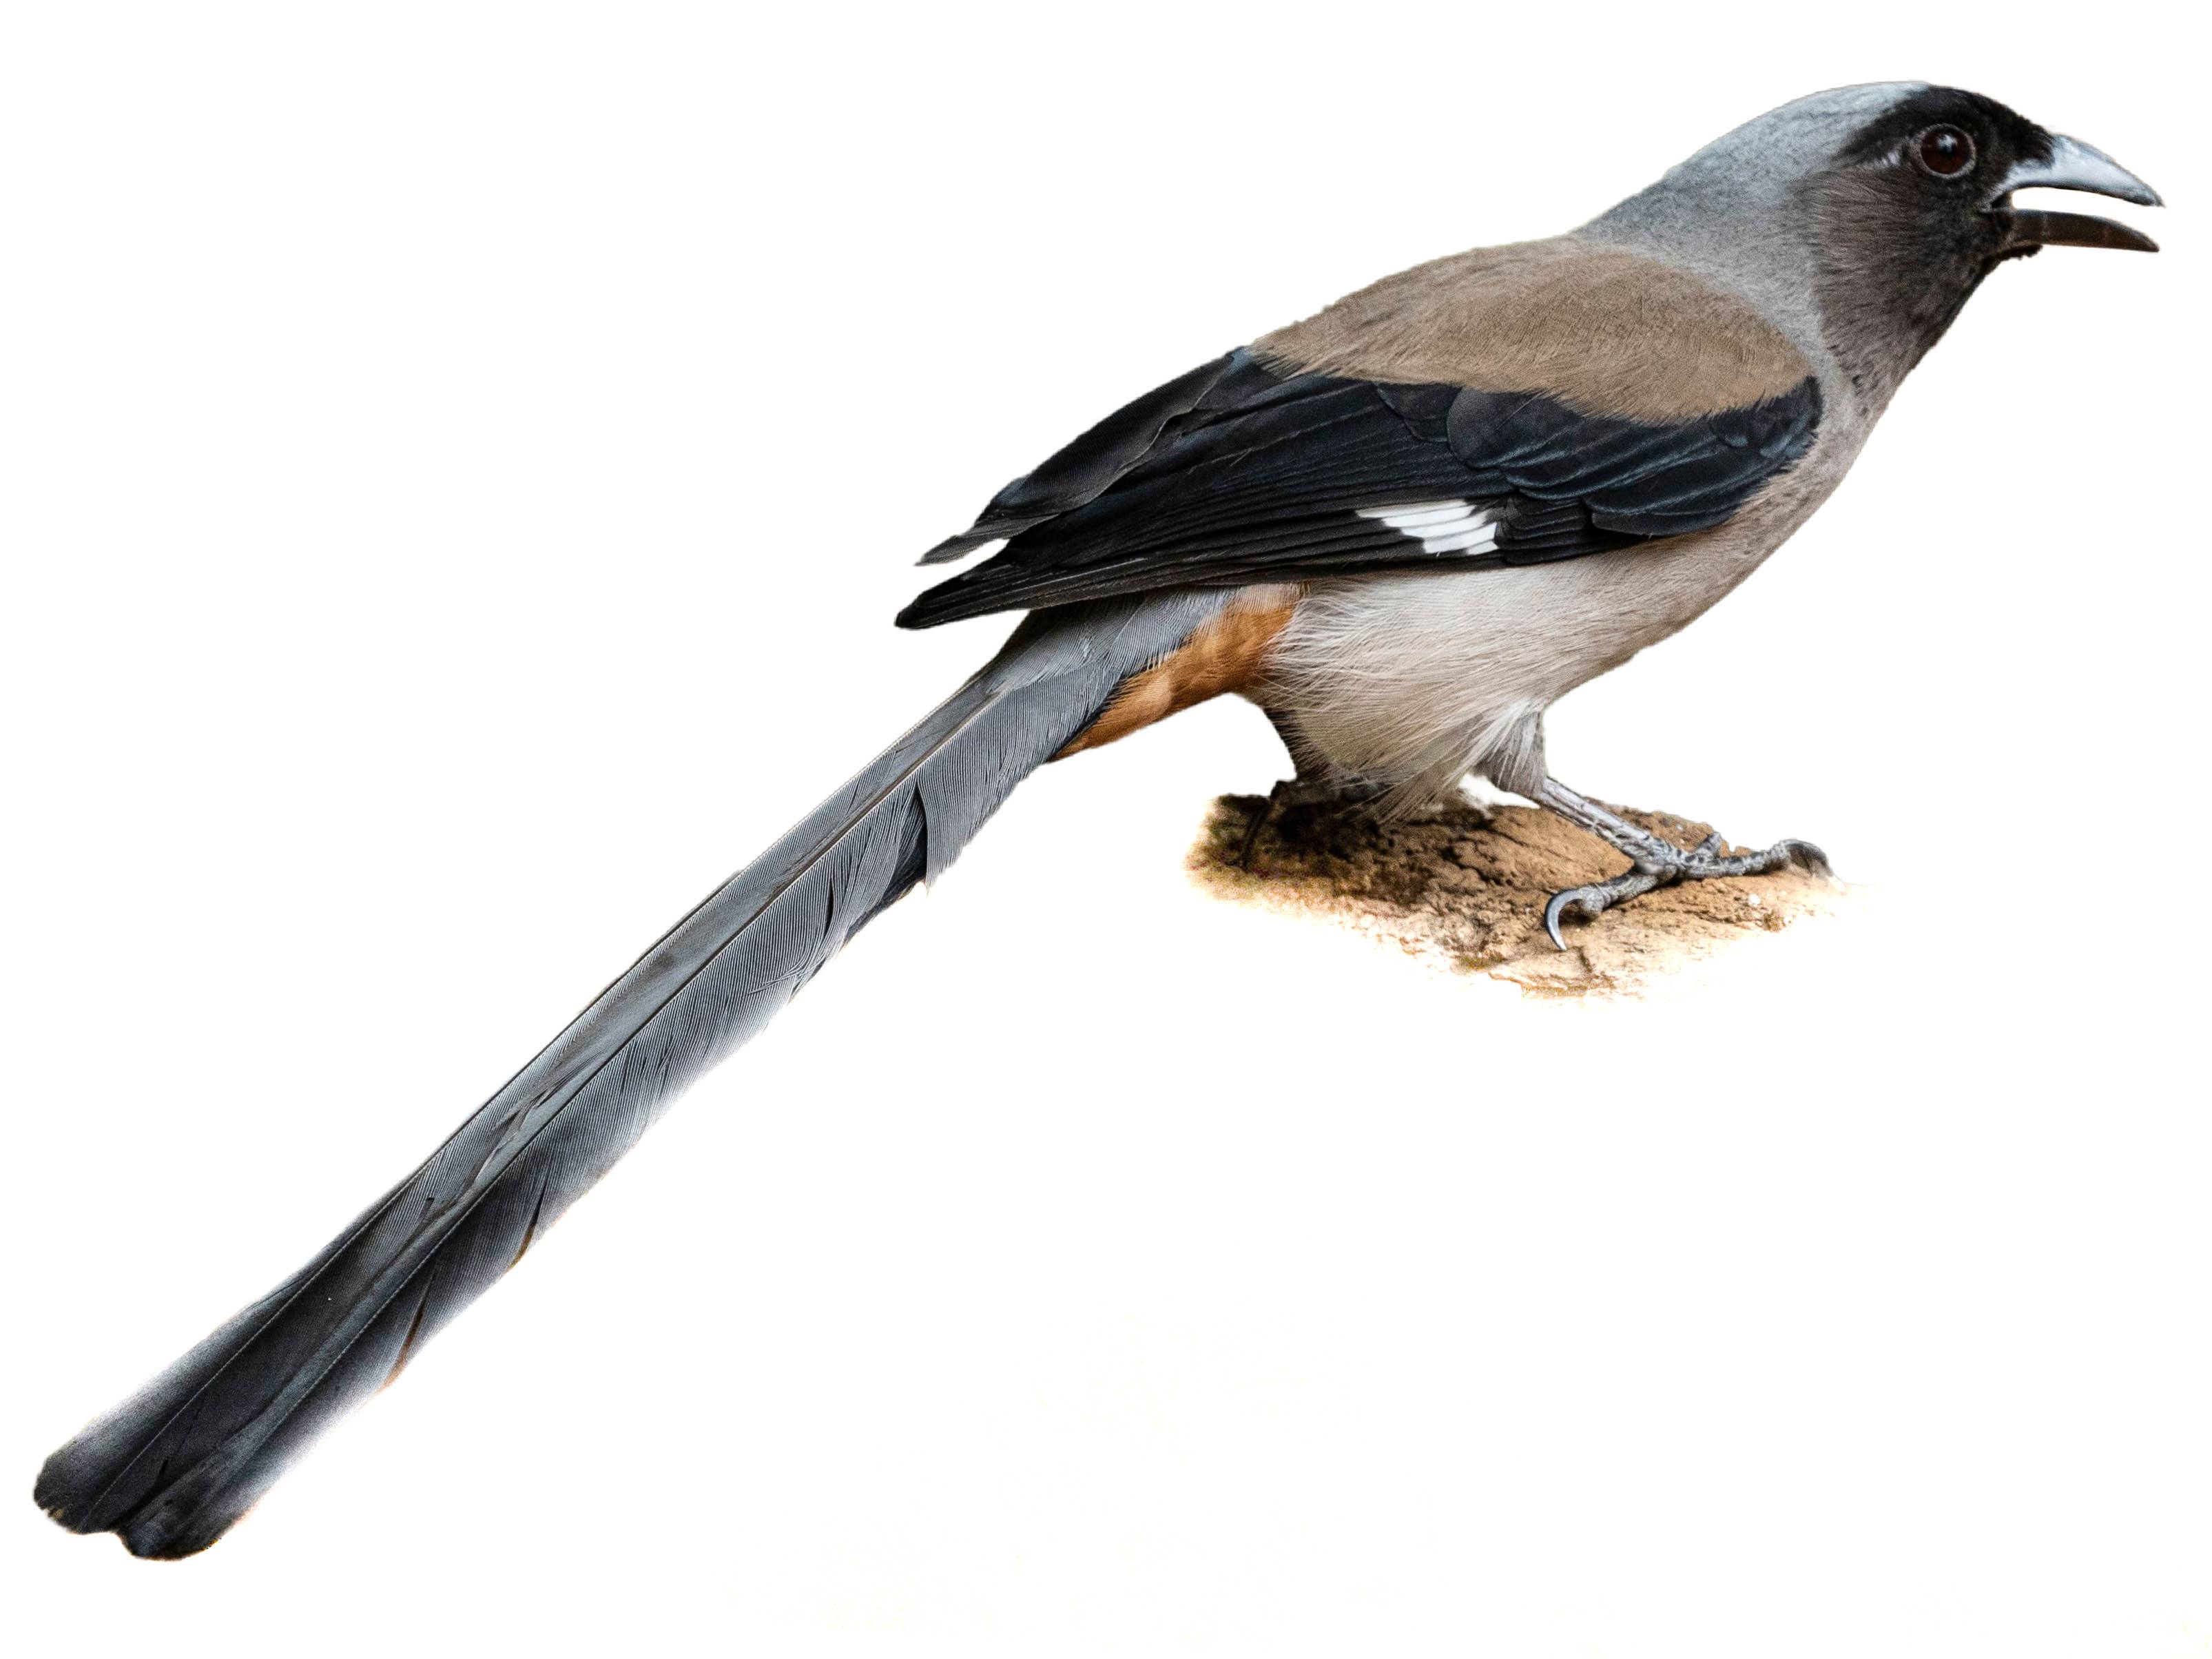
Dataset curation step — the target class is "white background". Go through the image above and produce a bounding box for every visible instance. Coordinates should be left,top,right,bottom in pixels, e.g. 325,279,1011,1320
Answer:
3,3,2204,1654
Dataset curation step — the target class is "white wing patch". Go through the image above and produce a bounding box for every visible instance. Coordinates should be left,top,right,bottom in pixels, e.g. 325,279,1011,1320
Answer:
1356,499,1502,556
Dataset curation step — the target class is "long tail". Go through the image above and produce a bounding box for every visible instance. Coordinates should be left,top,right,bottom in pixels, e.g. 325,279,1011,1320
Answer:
37,592,1221,1558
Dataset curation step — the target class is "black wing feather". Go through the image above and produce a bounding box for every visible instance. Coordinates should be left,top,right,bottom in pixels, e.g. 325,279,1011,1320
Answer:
918,352,1243,564
900,349,1820,628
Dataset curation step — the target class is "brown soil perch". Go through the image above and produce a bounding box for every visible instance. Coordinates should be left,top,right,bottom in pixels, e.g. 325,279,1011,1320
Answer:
1188,792,1843,998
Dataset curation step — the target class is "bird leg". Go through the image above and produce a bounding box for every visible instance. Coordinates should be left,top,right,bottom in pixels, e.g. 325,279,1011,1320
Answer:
1533,778,1829,949
1237,774,1389,868
1236,708,1390,867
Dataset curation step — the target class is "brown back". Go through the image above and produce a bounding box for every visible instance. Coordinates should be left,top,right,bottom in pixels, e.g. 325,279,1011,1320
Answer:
1253,238,1809,422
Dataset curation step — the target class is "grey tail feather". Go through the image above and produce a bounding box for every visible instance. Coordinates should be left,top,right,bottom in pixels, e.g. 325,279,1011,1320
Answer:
34,590,1223,1559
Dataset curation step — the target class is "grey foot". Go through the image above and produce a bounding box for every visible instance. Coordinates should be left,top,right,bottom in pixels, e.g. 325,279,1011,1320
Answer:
1237,776,1388,868
1543,832,1830,949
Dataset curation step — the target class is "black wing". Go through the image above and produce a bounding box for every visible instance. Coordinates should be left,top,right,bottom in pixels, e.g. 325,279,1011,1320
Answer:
898,349,1821,630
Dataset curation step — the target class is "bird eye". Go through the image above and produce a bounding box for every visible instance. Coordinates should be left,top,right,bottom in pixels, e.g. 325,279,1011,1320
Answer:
1915,125,1976,178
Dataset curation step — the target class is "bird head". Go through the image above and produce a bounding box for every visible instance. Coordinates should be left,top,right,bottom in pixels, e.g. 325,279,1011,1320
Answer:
1585,84,2162,405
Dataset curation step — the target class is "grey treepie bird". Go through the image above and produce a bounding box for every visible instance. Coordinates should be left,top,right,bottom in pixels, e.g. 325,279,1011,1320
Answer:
38,83,2160,1557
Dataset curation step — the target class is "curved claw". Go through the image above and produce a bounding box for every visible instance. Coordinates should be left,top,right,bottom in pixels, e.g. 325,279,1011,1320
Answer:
1536,814,1832,947
1544,886,1608,951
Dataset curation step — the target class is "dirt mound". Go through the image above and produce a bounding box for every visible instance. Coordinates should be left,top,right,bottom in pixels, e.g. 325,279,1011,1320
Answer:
1188,792,1843,998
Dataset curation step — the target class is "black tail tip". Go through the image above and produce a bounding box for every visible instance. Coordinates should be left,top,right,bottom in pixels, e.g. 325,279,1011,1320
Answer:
34,1445,227,1560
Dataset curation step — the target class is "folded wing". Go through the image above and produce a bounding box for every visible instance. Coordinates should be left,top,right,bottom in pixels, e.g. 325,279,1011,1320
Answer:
901,239,1823,630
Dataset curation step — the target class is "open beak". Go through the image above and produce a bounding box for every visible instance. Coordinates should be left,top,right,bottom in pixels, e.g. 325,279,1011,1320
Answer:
1989,133,2163,254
